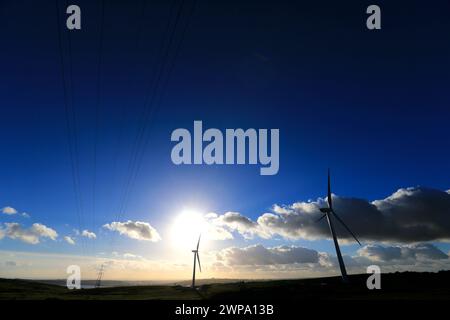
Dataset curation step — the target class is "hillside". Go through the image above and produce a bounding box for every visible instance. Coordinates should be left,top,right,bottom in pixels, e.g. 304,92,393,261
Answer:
1,271,450,300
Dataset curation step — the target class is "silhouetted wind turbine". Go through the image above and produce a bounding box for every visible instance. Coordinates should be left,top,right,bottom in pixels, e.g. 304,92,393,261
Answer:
191,235,202,288
317,169,361,282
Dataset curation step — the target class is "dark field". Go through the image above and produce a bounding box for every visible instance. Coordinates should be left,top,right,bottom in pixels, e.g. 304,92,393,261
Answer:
1,271,450,300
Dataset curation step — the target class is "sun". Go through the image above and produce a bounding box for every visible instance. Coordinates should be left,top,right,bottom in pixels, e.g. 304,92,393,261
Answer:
170,209,209,250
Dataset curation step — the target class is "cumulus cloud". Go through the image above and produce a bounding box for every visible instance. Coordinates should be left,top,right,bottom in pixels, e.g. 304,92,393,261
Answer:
1,207,18,215
219,212,267,239
358,243,448,262
103,220,161,242
207,212,269,239
211,243,450,276
64,236,76,245
209,187,450,244
81,230,96,239
1,207,30,218
112,252,144,260
203,212,240,240
5,261,17,267
206,224,234,240
123,253,143,260
212,244,361,278
216,244,320,266
2,222,58,244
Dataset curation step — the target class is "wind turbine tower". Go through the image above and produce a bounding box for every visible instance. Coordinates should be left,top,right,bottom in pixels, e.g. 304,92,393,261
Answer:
317,169,361,282
95,263,105,288
191,235,202,288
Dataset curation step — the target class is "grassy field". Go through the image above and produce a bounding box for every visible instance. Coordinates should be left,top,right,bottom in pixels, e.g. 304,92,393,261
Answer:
1,271,449,300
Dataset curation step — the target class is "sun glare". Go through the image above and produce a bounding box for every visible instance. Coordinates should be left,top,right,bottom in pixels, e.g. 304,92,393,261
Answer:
170,209,209,250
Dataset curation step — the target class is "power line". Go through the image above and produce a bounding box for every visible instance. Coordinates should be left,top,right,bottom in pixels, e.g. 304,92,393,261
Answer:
114,0,189,231
109,0,183,249
65,0,87,254
92,0,105,255
108,0,148,217
116,0,197,228
131,0,198,178
95,1,154,282
55,0,86,254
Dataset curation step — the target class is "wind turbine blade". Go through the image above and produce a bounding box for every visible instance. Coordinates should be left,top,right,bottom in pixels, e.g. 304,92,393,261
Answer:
197,234,201,250
332,210,361,246
327,169,332,209
197,253,202,272
316,213,327,223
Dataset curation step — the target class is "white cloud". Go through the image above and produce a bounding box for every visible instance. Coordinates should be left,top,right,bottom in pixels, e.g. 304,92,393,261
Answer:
64,236,76,245
103,220,161,242
207,187,450,244
210,242,450,277
1,207,30,218
2,206,18,215
358,243,448,262
123,253,143,260
2,222,58,244
5,261,17,267
81,230,96,239
207,211,270,239
205,224,234,240
203,213,234,240
216,244,321,266
112,252,144,260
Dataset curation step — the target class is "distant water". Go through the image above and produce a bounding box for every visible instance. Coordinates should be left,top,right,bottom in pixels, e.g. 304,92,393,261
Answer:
81,284,96,289
33,279,175,288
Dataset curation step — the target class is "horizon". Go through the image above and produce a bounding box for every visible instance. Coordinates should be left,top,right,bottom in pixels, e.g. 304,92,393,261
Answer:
7,268,448,283
1,0,450,284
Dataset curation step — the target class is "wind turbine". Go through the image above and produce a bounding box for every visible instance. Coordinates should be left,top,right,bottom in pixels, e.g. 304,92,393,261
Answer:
191,235,202,288
317,169,361,282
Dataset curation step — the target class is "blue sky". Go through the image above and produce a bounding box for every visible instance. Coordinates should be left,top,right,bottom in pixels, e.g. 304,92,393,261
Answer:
1,0,450,280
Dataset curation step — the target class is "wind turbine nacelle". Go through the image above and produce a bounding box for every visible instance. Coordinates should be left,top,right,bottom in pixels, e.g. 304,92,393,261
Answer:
192,250,198,253
320,208,332,213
